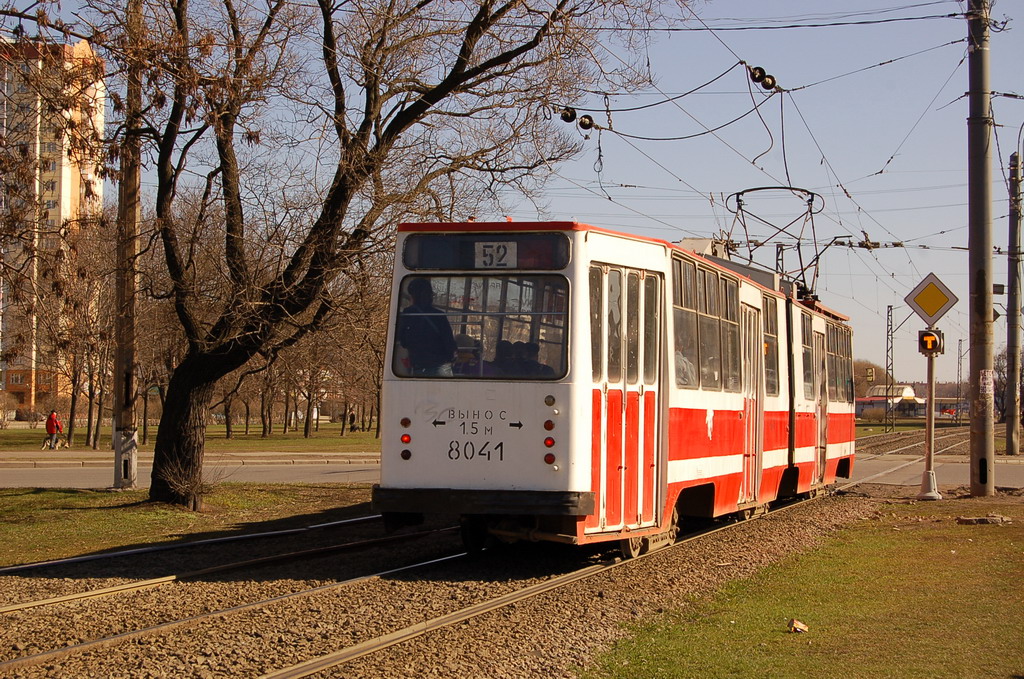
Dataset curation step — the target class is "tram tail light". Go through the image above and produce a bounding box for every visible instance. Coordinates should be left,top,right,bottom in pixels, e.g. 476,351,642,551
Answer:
400,450,412,460
400,433,412,444
544,420,555,431
543,437,555,448
543,453,556,465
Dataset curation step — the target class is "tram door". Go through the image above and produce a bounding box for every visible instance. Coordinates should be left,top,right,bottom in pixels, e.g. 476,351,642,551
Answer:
740,305,763,504
587,266,662,533
813,331,828,483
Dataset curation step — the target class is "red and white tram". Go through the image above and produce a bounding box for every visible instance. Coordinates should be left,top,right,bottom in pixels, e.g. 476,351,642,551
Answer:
372,221,855,556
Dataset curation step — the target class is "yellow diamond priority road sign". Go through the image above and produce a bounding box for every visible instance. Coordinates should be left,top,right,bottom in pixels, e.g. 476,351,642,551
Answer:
905,273,958,326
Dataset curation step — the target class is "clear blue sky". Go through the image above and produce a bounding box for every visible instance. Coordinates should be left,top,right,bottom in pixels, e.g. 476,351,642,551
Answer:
511,0,1023,384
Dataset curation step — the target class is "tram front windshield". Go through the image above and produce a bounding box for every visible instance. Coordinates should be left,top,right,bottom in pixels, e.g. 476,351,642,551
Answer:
392,275,568,380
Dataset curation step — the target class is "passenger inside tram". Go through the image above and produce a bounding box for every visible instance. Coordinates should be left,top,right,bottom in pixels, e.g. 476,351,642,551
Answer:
396,278,457,377
453,334,499,377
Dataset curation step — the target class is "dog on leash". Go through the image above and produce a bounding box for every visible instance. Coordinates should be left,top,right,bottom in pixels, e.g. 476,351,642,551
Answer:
40,435,70,450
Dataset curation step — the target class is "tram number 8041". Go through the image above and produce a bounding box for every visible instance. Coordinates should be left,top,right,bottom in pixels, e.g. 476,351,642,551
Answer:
447,440,505,462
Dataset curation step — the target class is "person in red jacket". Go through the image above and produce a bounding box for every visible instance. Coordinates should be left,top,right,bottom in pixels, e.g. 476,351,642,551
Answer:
45,410,63,449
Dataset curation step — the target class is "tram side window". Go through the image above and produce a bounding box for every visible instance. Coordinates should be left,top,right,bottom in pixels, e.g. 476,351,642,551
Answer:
698,269,722,390
643,275,659,385
590,267,604,382
607,269,624,383
626,272,641,384
846,329,855,402
391,275,568,380
826,325,836,401
827,322,854,403
762,296,780,396
720,277,740,392
801,314,814,399
672,258,699,388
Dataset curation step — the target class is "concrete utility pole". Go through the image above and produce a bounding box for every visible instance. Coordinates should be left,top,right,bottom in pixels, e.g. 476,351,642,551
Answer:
113,0,142,489
967,0,995,495
1007,151,1021,457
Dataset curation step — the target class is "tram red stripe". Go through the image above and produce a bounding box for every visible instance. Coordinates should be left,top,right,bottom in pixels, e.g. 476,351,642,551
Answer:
605,389,623,527
642,391,655,522
624,392,640,526
794,412,816,449
763,410,789,451
667,407,744,459
586,389,603,530
828,413,856,444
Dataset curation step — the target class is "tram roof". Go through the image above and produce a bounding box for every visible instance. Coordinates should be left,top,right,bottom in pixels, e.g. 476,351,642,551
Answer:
398,221,850,323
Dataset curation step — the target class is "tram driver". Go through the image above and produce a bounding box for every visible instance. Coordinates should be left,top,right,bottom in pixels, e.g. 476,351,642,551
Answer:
397,277,457,377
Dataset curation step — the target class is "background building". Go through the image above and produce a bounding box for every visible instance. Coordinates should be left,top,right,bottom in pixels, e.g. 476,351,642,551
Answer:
0,38,104,416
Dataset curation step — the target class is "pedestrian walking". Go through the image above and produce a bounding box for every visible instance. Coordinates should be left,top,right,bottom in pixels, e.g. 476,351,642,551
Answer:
45,409,63,450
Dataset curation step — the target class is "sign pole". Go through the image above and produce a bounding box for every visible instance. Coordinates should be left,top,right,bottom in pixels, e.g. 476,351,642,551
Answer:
918,329,942,500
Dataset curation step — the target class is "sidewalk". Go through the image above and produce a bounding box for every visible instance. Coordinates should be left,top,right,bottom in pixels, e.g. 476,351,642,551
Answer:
0,448,381,469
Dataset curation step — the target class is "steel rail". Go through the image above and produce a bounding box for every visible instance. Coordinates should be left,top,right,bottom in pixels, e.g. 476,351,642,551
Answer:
856,429,970,460
1,429,969,676
258,439,975,679
0,527,453,615
0,548,466,674
258,496,843,679
0,514,383,575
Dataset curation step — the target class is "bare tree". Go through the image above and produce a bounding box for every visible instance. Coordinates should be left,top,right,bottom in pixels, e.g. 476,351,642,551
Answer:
6,0,669,507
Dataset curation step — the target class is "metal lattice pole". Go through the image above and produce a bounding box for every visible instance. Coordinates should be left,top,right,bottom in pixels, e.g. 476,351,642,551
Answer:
886,305,895,433
956,338,964,426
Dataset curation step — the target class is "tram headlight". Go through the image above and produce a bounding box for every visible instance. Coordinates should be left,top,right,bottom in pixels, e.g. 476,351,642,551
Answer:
544,395,556,406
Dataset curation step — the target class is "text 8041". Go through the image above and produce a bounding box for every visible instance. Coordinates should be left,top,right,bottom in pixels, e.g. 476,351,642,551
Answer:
447,440,504,461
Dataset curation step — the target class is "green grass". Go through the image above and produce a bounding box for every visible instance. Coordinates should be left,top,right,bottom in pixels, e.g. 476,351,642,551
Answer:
856,419,963,438
0,484,373,567
0,421,382,453
583,500,1024,679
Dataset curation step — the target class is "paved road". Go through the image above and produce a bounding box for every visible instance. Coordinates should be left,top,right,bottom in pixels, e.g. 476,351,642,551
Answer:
2,448,1023,490
0,450,380,488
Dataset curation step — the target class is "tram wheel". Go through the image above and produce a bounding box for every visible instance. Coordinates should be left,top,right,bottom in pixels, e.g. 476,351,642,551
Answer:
668,507,681,542
619,535,645,559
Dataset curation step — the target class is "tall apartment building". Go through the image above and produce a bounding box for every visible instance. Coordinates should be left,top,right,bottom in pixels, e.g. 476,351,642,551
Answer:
0,39,105,415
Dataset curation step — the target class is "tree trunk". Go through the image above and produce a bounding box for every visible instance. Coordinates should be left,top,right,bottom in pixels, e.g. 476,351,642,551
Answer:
224,392,234,439
375,387,382,439
260,387,272,437
340,400,348,437
67,377,80,446
85,378,95,448
244,400,251,435
142,387,149,445
303,393,313,438
282,390,291,433
149,353,224,509
92,387,105,450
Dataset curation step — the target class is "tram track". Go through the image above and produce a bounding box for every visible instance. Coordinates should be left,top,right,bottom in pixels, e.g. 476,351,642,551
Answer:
0,431,961,678
259,472,911,678
257,444,987,679
853,425,969,457
0,543,466,674
0,528,454,615
1,486,863,678
0,514,384,577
